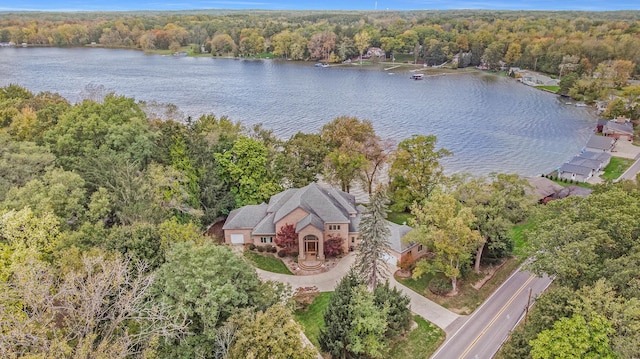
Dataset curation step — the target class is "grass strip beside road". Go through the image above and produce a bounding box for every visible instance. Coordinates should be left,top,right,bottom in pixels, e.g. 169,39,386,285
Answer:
601,156,634,180
243,250,293,275
388,315,445,359
397,257,522,315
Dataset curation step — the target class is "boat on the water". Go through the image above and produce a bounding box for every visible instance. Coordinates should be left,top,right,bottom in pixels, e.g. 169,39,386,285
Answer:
411,73,424,80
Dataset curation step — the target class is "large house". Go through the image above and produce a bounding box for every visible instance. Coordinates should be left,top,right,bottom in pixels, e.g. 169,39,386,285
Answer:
222,183,423,268
603,118,634,141
557,150,612,183
223,183,358,264
585,134,615,153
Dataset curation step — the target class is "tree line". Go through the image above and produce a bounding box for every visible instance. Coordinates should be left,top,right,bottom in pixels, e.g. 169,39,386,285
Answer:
2,10,640,74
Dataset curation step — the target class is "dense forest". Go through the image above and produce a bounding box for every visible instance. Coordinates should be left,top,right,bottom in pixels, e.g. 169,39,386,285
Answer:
0,83,430,357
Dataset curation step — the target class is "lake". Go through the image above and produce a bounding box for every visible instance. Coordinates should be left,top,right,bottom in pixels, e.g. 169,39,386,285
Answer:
0,47,596,176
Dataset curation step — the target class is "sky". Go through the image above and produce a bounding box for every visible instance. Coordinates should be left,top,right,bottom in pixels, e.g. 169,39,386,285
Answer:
1,0,638,12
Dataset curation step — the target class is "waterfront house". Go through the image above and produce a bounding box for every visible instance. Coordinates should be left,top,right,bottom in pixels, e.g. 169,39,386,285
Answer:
579,151,612,168
569,156,605,172
222,182,416,268
366,47,386,58
223,183,358,263
603,119,633,141
526,176,563,203
585,134,615,152
558,163,594,182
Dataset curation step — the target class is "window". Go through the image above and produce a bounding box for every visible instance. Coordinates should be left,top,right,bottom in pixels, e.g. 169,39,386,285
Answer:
351,237,355,243
418,244,423,252
329,224,341,231
260,236,273,243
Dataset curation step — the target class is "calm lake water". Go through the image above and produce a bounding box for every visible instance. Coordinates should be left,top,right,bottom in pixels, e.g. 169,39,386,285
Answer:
0,47,596,176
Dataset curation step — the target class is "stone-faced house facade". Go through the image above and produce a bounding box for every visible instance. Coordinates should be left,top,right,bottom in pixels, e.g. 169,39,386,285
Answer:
223,183,360,264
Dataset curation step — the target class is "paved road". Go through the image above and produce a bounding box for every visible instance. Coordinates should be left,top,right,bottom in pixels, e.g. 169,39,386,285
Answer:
254,252,461,331
618,153,640,181
430,269,552,359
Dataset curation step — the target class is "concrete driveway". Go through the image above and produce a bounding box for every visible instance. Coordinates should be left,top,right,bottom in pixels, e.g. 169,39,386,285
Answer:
255,252,461,332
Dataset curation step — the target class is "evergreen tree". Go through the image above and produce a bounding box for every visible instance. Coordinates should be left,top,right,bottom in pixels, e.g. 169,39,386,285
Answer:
355,189,392,290
319,271,362,358
374,281,412,338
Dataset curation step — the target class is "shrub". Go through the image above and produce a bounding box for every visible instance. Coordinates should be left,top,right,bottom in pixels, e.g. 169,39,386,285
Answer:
248,243,256,251
428,277,452,295
291,250,298,257
264,244,273,253
270,246,277,253
324,235,344,258
277,249,286,258
257,246,265,252
398,253,415,272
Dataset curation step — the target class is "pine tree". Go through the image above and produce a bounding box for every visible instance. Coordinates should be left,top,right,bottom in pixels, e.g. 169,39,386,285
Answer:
318,271,362,358
355,189,392,290
374,281,412,337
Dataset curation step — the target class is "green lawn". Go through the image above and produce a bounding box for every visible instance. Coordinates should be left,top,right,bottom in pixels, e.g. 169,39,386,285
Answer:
601,157,634,180
388,212,414,225
388,315,445,359
243,250,292,274
293,292,332,347
511,221,535,257
294,293,444,358
396,258,522,315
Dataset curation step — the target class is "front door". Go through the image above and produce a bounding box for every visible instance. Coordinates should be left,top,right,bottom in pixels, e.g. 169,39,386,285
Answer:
306,241,317,257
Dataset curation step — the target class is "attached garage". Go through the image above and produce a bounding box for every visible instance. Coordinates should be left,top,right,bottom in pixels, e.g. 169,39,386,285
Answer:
382,252,398,266
230,233,245,244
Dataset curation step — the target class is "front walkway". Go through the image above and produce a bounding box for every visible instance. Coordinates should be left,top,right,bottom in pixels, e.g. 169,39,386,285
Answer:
255,252,462,333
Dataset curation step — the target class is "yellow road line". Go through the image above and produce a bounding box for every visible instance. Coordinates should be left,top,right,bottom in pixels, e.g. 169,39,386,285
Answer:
458,274,536,358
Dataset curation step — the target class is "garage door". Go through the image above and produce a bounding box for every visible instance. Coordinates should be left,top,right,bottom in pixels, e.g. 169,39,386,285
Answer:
382,252,397,266
230,234,245,244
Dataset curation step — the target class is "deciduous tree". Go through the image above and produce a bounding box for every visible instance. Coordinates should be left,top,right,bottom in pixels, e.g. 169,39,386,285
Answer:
275,223,298,255
389,134,451,212
214,136,281,207
228,304,317,359
408,190,481,295
153,242,263,358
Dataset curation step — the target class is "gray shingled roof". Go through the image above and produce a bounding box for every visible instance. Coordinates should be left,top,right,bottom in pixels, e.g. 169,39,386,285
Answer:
559,163,593,177
585,134,614,151
222,203,268,229
252,213,276,235
225,183,362,238
604,121,633,135
296,213,324,232
525,176,563,199
387,221,414,253
580,151,611,163
272,183,350,224
558,185,593,198
569,156,602,171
